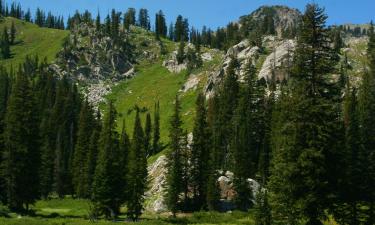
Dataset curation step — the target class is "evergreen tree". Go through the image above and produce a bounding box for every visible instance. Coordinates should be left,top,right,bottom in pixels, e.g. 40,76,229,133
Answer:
144,112,152,157
232,64,263,211
152,101,160,155
215,57,240,170
95,12,101,32
190,93,210,210
358,21,375,225
268,4,340,224
119,119,130,204
123,8,136,31
155,10,167,39
1,72,39,212
127,107,148,221
85,128,99,197
1,26,11,59
166,96,184,217
72,100,94,198
176,40,185,64
91,101,122,218
138,8,150,30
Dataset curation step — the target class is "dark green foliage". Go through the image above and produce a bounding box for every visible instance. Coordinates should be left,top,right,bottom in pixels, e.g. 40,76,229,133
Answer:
166,96,184,217
1,26,11,59
138,8,150,30
155,10,167,39
123,8,136,31
127,107,148,221
269,4,340,224
254,189,272,225
232,64,265,211
1,72,39,212
176,40,185,64
174,15,189,42
91,101,123,219
95,12,101,32
119,119,130,203
186,47,203,73
214,57,240,170
190,93,210,210
144,113,152,157
72,100,95,198
358,22,375,225
152,101,160,155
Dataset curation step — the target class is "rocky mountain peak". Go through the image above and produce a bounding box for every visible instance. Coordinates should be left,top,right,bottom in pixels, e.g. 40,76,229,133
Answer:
241,5,302,37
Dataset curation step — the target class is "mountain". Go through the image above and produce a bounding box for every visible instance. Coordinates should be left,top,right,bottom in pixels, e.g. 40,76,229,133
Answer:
0,4,371,216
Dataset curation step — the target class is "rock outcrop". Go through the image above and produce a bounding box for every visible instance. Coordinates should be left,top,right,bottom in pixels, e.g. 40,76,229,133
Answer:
145,155,261,213
145,155,168,213
49,23,136,107
243,5,302,37
204,39,260,98
259,38,296,81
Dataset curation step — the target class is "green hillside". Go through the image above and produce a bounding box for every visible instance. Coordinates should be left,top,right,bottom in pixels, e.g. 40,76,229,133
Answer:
0,17,69,68
106,53,221,160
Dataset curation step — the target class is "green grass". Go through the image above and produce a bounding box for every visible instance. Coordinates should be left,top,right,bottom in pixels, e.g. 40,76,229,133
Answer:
0,17,69,69
106,61,195,144
0,198,339,225
105,47,222,162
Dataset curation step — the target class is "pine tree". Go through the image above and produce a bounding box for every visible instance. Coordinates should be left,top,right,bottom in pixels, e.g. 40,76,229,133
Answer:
95,12,101,32
138,8,150,30
127,107,148,221
190,93,210,210
215,57,240,170
268,4,340,224
358,21,375,225
232,64,262,211
176,40,185,64
123,8,136,31
91,101,122,219
1,26,11,59
1,72,40,212
166,96,184,217
206,95,221,211
152,101,160,155
119,119,130,204
72,99,94,198
0,67,10,203
144,112,152,157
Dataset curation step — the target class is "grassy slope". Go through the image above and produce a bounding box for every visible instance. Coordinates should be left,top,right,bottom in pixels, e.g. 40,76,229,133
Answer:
105,29,222,161
0,17,69,68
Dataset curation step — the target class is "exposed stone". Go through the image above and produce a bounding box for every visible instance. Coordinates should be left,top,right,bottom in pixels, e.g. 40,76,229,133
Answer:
145,155,168,213
180,74,200,92
258,39,296,81
204,39,260,98
201,52,213,62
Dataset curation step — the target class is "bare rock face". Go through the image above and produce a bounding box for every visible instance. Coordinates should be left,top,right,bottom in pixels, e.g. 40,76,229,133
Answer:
145,155,168,213
246,5,302,37
258,39,296,81
180,74,200,92
204,40,260,98
50,23,135,107
217,171,260,203
162,51,188,73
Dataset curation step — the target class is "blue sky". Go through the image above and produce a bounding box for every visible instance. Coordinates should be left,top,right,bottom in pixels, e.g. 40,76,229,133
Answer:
5,0,375,29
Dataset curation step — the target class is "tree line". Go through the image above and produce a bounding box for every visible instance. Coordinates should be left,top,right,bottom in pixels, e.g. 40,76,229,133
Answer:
165,4,374,225
0,55,163,221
